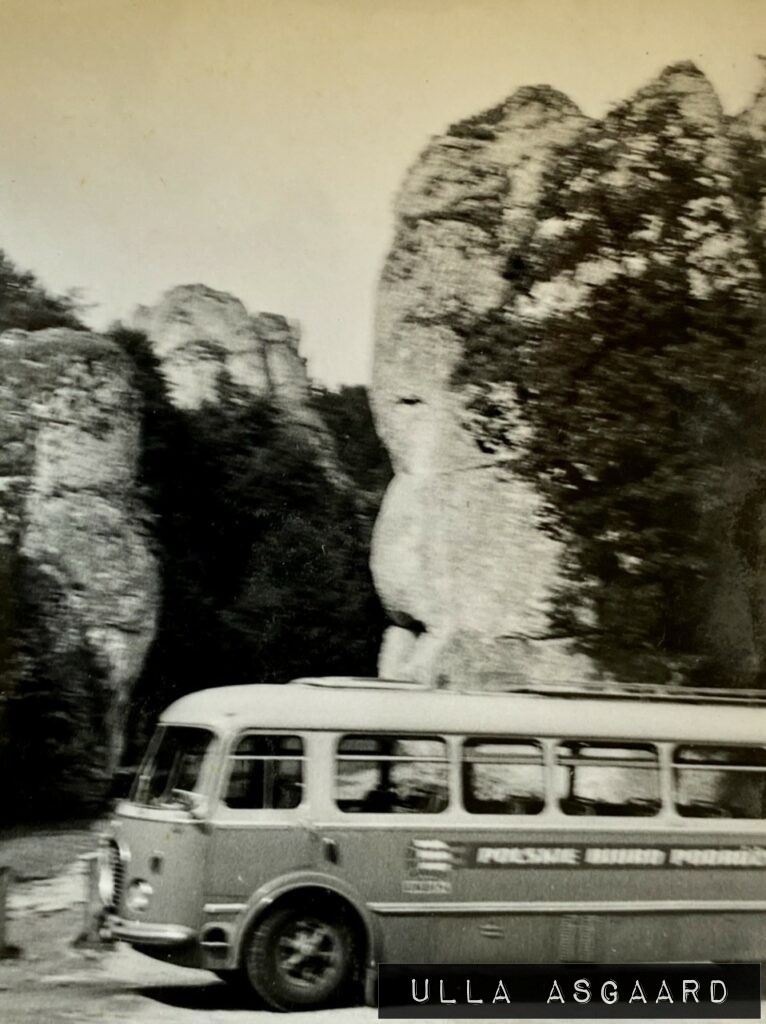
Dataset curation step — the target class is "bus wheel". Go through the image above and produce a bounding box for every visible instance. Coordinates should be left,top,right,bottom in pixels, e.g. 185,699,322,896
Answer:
244,902,356,1010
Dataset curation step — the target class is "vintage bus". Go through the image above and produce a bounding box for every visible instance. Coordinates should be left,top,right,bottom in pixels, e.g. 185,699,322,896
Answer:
97,677,766,1010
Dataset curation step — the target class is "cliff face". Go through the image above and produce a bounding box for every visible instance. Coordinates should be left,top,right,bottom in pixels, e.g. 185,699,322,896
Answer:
132,284,342,482
0,329,159,801
372,88,589,687
372,64,766,688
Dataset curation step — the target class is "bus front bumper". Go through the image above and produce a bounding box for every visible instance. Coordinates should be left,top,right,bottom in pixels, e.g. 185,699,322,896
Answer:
103,914,195,947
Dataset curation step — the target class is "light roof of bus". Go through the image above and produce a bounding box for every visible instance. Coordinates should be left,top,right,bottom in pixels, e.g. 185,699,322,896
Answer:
158,679,765,743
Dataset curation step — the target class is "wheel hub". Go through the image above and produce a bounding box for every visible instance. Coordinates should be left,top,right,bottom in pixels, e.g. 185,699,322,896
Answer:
277,917,341,988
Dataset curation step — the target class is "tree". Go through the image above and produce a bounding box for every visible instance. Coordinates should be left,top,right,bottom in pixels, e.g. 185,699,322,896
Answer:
453,75,766,685
115,330,388,757
0,250,82,333
311,383,392,535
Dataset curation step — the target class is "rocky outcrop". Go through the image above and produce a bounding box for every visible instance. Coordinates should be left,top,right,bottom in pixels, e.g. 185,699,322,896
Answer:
372,64,766,688
733,59,766,248
372,87,589,688
0,329,159,784
132,284,342,481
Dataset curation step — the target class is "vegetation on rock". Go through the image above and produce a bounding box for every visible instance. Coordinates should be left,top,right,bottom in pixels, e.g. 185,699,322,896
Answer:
0,250,82,333
0,249,390,814
453,67,766,685
311,383,392,534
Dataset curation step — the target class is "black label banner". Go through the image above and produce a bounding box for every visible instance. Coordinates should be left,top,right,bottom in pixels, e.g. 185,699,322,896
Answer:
378,963,761,1019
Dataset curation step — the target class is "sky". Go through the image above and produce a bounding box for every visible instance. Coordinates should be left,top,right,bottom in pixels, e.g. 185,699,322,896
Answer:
0,0,764,386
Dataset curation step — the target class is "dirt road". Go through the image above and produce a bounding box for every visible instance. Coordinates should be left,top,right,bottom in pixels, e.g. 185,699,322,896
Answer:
0,862,386,1024
2,944,378,1024
0,862,761,1024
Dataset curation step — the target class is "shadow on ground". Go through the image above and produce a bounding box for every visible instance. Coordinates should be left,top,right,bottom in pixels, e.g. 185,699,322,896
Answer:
136,980,262,1011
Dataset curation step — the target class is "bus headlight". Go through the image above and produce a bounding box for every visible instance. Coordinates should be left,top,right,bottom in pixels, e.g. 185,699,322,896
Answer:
125,879,154,914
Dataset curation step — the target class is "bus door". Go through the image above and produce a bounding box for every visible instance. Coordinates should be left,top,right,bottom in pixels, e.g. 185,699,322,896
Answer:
206,732,315,904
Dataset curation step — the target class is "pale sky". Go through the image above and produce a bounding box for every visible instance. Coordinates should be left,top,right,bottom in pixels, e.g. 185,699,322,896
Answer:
0,0,764,385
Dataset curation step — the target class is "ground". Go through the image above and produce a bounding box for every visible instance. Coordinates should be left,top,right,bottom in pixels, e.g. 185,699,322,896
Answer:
0,823,760,1023
0,822,384,1023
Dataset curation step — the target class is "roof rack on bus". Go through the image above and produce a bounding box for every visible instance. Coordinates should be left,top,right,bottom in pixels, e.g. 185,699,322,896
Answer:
290,676,430,691
476,675,766,706
290,676,766,706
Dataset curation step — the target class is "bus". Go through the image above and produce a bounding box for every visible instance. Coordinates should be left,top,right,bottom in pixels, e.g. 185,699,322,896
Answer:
97,677,766,1010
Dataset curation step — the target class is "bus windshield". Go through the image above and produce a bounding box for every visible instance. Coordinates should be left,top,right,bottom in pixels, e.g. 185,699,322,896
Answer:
132,726,214,807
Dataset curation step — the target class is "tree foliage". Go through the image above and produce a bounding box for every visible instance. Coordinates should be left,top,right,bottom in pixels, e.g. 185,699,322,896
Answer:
2,560,110,819
453,77,766,684
115,331,388,756
0,249,82,333
311,383,392,532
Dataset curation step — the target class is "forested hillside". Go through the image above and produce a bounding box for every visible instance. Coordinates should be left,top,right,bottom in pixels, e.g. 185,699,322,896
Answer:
0,258,390,817
117,329,390,757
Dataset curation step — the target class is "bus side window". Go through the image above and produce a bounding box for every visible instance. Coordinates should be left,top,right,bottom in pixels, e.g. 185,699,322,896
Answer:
555,742,661,816
673,745,766,819
335,735,449,814
224,734,304,810
462,739,545,814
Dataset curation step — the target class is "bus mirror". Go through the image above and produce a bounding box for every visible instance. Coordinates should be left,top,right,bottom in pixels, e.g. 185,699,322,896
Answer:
170,789,208,820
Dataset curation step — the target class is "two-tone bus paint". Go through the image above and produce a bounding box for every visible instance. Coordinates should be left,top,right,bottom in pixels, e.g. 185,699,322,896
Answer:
97,678,766,1010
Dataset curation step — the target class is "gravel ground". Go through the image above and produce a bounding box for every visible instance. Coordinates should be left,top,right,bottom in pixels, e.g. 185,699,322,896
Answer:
0,834,761,1024
0,864,379,1023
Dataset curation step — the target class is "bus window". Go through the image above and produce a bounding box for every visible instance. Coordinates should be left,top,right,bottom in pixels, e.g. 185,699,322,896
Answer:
335,735,448,813
555,742,661,816
224,734,304,810
462,739,545,814
673,745,766,819
132,726,214,808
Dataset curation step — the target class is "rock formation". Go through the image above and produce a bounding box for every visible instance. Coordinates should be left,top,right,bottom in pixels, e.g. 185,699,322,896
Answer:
132,284,342,482
0,329,159,792
371,63,766,688
372,86,589,688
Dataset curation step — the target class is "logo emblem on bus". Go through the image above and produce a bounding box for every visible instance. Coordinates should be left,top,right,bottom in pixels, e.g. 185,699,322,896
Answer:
403,839,462,894
407,839,466,876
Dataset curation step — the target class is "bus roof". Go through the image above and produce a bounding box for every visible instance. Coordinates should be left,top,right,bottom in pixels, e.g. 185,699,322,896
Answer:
160,678,766,744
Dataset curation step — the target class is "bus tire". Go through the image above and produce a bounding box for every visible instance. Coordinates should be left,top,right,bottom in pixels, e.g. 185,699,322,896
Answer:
244,901,357,1011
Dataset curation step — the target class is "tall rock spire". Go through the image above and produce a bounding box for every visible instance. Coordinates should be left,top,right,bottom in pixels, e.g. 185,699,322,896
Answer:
371,62,766,689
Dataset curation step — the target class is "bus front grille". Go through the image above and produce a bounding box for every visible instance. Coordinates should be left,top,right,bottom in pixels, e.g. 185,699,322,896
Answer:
108,840,126,911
